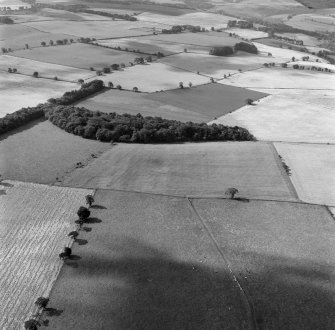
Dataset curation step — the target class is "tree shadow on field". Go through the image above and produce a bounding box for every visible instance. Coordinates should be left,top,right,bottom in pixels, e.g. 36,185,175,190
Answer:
82,226,92,232
75,238,88,245
84,217,102,224
90,204,107,210
234,197,250,203
69,254,81,261
45,308,63,317
53,238,335,330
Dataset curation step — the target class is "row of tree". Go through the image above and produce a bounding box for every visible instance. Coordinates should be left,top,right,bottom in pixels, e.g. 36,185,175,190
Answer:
79,9,137,21
44,106,255,143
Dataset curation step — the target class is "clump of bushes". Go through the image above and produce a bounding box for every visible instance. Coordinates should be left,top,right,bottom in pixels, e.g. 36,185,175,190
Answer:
44,106,255,143
209,46,234,56
210,42,258,57
48,80,104,105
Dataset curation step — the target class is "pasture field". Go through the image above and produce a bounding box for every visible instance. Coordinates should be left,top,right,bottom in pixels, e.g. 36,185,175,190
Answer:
160,52,275,78
274,143,335,206
0,55,94,82
0,73,76,116
22,20,162,38
79,83,267,122
219,67,335,90
193,198,335,329
296,0,335,9
137,11,235,29
0,24,76,50
225,28,268,40
210,90,335,143
86,62,209,92
59,142,297,201
0,120,111,183
285,13,335,32
45,190,250,330
13,43,139,70
0,180,92,330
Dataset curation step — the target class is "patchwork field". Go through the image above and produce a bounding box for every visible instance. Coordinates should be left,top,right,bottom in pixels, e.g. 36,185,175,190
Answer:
79,83,267,122
86,62,210,92
13,43,139,70
22,20,162,39
219,67,335,90
59,142,297,201
0,73,76,116
285,13,335,32
210,90,335,143
0,120,111,183
274,143,335,206
0,180,92,330
0,55,94,82
193,198,335,329
45,190,250,330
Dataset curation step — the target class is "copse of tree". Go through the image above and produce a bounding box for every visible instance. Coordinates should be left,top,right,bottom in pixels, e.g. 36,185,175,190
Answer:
79,9,137,21
209,46,234,56
48,80,104,105
0,16,14,24
235,42,258,54
44,106,256,143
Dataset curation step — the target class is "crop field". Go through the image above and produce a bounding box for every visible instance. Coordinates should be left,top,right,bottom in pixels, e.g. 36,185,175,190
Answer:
22,20,162,39
210,90,335,143
45,190,250,330
0,55,94,82
13,43,139,70
0,120,111,183
219,67,335,90
225,28,269,40
60,142,297,201
285,13,335,32
0,73,75,116
0,24,76,50
86,62,209,92
0,180,92,330
193,198,335,329
274,143,335,206
160,52,276,78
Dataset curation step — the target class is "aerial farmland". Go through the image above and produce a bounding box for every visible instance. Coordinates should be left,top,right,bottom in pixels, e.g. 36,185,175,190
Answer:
1,0,335,329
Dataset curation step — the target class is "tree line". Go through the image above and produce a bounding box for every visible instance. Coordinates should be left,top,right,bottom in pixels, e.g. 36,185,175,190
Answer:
210,42,258,56
44,106,255,143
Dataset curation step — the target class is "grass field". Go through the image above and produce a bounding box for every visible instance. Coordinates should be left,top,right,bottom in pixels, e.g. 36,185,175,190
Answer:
59,142,296,201
219,67,335,90
210,90,335,143
22,20,161,38
193,198,335,329
44,190,251,330
86,62,210,92
79,83,267,122
0,73,76,116
13,43,139,70
285,13,335,32
0,181,92,330
274,143,335,206
0,120,111,183
0,55,94,82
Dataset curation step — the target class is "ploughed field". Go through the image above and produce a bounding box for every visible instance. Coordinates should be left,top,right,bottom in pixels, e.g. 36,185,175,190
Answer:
0,181,92,330
59,142,297,201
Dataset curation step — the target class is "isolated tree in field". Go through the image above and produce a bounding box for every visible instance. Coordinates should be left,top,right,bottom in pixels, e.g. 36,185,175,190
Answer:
210,77,214,83
63,246,72,256
184,48,187,53
133,86,139,92
68,231,79,240
2,47,7,53
33,71,38,78
246,98,254,105
116,84,122,90
108,81,114,88
77,206,90,221
78,78,84,84
291,56,295,62
25,43,29,49
70,38,74,43
179,82,184,89
225,187,239,199
41,41,46,47
35,297,49,310
8,68,12,73
120,63,126,68
85,194,94,207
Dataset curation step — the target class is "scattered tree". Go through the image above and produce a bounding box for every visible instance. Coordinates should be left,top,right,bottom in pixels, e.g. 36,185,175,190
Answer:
24,319,40,330
78,78,84,84
103,67,111,74
108,82,114,88
25,43,29,49
145,56,152,63
188,82,192,88
85,194,94,207
35,297,49,310
41,41,46,47
133,87,139,92
77,206,90,221
179,82,184,89
225,187,239,199
49,40,54,46
246,98,254,105
116,84,122,90
33,71,38,78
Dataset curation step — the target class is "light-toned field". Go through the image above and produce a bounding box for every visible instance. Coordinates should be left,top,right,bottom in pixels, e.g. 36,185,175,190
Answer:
46,190,250,330
285,13,335,32
0,180,92,330
219,67,335,89
225,28,268,40
160,52,275,78
86,62,210,92
0,73,76,116
0,55,94,81
0,120,111,183
79,83,267,122
13,43,139,70
22,20,162,38
137,11,235,29
274,143,335,206
59,142,297,201
193,198,335,329
210,90,335,143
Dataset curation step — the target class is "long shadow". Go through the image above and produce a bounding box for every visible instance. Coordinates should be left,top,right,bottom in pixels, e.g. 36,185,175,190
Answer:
48,238,335,330
45,308,63,317
75,238,88,246
84,217,102,224
234,197,250,203
90,205,107,210
68,254,81,261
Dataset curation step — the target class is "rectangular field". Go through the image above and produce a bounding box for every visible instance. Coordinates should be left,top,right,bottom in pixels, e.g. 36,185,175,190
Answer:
0,120,111,183
60,142,297,201
274,143,335,206
193,198,335,329
13,43,139,70
0,181,92,330
45,190,249,330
